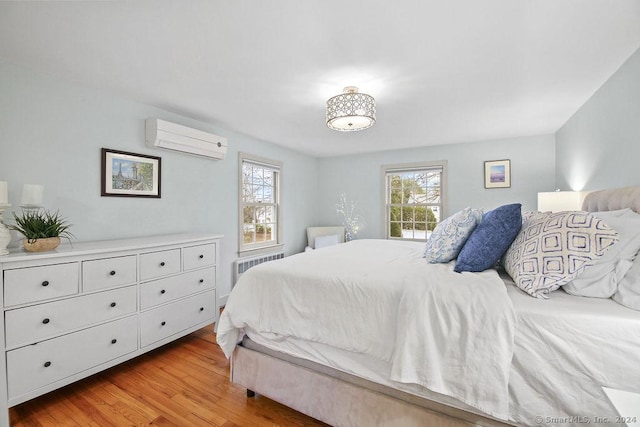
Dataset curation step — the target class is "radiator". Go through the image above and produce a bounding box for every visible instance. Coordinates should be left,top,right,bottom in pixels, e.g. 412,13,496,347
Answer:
234,251,284,285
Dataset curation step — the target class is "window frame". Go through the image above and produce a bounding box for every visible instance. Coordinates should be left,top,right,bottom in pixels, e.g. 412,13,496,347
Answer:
381,160,447,241
238,152,283,256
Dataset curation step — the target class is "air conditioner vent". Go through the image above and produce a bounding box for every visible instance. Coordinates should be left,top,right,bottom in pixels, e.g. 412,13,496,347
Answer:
233,252,284,285
145,118,228,160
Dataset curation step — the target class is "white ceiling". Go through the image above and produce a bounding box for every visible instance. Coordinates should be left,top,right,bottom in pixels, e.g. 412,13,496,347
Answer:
1,1,639,157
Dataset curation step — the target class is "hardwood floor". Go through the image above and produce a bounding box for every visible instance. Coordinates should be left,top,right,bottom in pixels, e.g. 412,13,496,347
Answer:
9,327,328,426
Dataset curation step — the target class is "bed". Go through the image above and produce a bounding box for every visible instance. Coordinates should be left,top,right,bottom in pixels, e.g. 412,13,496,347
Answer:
217,186,640,426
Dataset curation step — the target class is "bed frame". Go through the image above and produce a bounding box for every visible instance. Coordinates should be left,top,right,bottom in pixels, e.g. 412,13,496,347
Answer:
229,185,639,427
232,339,511,426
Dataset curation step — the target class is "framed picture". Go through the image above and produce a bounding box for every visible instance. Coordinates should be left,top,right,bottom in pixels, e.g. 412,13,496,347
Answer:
484,159,511,189
101,148,161,198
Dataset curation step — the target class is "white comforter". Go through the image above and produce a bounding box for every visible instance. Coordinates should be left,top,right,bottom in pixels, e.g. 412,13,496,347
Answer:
217,239,516,419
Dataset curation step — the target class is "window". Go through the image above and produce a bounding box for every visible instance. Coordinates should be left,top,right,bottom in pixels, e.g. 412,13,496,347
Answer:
383,161,447,241
239,153,282,254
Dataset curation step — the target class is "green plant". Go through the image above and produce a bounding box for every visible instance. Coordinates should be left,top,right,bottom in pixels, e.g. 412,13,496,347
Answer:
8,209,74,243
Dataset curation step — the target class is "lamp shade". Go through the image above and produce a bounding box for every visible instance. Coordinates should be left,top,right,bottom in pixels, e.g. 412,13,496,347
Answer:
0,182,7,205
21,184,44,207
326,86,376,131
537,191,586,212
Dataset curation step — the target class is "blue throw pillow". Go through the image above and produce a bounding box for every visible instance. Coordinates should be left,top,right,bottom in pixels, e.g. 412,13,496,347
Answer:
454,203,522,273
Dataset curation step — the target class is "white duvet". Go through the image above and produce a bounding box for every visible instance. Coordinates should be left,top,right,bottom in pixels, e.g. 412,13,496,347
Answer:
217,239,516,419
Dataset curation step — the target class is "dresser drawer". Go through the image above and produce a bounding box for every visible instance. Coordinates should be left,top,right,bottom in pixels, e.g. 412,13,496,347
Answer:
5,286,137,349
140,289,215,347
140,267,215,310
183,243,216,271
3,262,79,307
140,249,181,281
82,255,137,292
7,315,138,400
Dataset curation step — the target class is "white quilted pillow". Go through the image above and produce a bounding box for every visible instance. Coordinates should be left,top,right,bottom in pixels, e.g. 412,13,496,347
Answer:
613,252,640,311
424,207,483,263
564,209,640,298
504,211,619,298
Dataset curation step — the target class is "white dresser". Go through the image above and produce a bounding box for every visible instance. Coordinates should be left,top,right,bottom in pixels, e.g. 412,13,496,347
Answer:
0,233,222,426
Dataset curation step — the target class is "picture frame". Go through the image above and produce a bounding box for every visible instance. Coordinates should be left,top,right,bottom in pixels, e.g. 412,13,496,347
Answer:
101,148,161,198
484,159,511,189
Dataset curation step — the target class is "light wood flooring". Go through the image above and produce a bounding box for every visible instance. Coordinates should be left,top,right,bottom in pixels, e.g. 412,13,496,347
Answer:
9,327,328,426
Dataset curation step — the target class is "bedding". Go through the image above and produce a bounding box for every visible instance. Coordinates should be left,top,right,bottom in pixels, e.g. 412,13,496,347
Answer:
218,239,516,419
503,271,640,425
613,248,640,310
504,211,619,298
236,274,640,426
563,209,640,298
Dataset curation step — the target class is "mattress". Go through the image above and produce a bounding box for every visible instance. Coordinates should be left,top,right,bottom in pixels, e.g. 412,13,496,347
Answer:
239,271,640,426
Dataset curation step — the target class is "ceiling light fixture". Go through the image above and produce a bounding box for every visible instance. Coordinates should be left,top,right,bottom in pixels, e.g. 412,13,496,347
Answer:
326,86,376,132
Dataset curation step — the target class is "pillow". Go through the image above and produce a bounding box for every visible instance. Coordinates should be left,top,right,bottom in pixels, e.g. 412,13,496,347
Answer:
563,209,640,298
454,203,522,273
522,210,547,223
424,207,483,263
612,250,640,311
504,211,619,298
314,233,341,249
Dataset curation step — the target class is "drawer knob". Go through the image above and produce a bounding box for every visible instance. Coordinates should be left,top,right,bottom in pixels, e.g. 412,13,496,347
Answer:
161,321,166,326
41,280,49,287
200,307,204,312
44,361,51,368
199,279,204,283
160,289,166,294
110,302,117,308
199,254,204,259
42,318,50,324
110,270,116,276
111,339,117,344
160,262,165,267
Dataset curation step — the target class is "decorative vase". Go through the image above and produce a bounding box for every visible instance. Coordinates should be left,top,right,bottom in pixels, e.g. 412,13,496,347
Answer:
23,237,61,253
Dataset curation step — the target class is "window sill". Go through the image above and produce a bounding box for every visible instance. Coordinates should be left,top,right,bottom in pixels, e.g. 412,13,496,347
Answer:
238,243,285,258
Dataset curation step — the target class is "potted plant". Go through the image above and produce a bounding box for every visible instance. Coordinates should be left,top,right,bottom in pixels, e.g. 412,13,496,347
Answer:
8,209,74,252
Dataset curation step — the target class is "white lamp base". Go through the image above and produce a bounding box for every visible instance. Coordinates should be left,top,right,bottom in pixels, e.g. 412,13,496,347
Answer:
0,204,12,256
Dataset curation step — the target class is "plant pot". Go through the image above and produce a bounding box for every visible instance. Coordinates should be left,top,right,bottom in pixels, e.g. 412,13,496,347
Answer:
23,237,61,253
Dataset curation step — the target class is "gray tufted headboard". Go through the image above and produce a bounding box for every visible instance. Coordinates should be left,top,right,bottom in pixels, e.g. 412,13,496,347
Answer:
581,186,640,213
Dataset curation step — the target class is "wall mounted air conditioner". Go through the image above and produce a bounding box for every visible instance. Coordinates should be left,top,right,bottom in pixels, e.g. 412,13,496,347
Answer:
145,118,228,160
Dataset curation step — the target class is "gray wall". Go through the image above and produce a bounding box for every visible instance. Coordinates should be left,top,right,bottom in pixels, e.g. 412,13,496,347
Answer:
0,58,318,301
317,135,556,238
556,47,640,191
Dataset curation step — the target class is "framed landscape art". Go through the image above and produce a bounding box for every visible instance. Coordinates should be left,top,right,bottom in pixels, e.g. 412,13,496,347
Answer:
101,148,161,198
484,159,511,189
